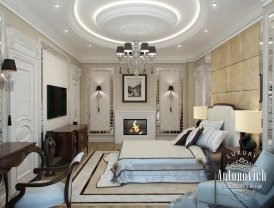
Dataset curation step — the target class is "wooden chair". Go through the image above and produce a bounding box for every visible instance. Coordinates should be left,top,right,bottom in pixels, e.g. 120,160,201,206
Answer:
7,152,84,208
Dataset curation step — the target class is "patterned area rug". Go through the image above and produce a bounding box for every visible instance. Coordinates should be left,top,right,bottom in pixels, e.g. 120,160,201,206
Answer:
72,151,198,204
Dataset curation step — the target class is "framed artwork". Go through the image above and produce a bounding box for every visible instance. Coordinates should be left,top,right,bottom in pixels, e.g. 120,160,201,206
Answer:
122,74,147,102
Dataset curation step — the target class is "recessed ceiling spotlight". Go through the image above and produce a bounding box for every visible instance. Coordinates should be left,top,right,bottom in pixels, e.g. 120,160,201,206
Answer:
204,29,208,33
212,3,217,7
53,0,61,8
53,3,60,8
177,44,182,48
88,44,92,47
64,29,69,33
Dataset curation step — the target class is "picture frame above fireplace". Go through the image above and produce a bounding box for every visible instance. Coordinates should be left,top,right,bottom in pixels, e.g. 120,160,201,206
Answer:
123,74,147,102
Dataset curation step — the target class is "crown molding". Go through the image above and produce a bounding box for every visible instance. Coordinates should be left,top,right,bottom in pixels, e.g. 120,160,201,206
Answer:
194,2,263,62
0,0,83,62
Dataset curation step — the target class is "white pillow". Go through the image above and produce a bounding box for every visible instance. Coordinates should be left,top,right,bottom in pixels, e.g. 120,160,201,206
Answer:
199,120,224,130
196,129,230,152
172,127,194,145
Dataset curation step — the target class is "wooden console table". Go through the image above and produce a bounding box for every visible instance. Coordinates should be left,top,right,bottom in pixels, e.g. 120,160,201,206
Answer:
53,124,88,164
0,142,45,206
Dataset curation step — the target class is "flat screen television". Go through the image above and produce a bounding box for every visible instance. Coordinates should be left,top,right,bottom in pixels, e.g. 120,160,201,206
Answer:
47,85,67,119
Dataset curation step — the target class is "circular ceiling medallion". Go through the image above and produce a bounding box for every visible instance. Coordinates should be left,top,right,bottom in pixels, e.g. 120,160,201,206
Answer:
94,3,179,27
69,0,208,48
120,23,154,35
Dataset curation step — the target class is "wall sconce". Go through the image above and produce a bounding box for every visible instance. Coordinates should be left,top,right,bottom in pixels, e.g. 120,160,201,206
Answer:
96,85,102,112
168,85,174,112
193,106,208,127
0,59,17,126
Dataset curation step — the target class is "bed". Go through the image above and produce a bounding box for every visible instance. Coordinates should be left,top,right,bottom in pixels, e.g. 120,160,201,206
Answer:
112,104,240,184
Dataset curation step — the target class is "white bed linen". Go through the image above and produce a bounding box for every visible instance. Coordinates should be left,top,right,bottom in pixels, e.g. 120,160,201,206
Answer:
113,140,207,184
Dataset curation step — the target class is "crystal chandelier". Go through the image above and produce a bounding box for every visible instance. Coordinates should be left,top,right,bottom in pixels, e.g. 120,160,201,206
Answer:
116,40,156,76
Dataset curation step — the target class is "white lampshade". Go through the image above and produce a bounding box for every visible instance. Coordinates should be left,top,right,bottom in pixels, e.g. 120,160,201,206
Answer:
235,110,262,134
193,106,208,120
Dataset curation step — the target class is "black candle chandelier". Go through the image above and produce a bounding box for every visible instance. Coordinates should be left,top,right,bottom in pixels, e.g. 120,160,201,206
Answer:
116,40,156,76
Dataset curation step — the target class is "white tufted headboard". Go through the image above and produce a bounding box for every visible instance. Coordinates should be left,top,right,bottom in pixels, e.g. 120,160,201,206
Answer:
208,104,240,146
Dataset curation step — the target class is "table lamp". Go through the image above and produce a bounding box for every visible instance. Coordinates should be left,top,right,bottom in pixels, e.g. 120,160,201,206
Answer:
193,106,208,127
235,110,262,151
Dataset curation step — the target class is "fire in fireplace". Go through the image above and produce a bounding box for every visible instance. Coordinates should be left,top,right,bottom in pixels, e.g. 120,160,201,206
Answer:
123,119,147,135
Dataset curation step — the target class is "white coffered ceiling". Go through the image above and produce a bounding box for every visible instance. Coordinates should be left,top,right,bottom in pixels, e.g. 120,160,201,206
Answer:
1,0,264,63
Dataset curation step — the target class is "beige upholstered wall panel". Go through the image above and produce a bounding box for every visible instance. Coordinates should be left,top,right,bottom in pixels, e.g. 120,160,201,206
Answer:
211,22,260,110
228,62,242,92
211,93,228,104
242,90,260,110
228,34,243,65
228,92,243,108
218,43,229,69
242,56,260,90
243,22,260,59
211,68,228,93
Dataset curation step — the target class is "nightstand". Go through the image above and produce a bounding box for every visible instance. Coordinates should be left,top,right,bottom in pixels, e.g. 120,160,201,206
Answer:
221,146,261,172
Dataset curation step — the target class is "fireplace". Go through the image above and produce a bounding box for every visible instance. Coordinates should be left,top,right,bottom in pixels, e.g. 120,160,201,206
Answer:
115,110,155,143
123,119,147,135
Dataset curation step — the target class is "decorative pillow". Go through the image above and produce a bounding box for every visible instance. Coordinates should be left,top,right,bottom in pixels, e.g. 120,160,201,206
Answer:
196,129,230,152
199,120,224,130
173,129,193,145
246,150,274,194
172,127,194,145
185,127,203,148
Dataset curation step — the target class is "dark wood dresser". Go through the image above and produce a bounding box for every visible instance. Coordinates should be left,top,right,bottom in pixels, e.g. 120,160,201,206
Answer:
53,124,88,164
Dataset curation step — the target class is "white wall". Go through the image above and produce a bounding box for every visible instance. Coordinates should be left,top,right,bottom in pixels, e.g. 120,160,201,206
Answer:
43,49,69,131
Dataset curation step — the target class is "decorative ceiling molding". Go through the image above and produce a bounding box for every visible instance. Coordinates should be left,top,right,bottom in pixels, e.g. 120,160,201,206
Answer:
0,0,83,62
69,0,208,48
95,4,179,27
0,0,265,64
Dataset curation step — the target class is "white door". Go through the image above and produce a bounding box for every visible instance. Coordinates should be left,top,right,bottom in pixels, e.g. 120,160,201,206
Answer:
6,27,39,197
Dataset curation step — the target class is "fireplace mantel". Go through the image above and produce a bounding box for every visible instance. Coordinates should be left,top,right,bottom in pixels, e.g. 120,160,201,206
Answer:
115,110,156,143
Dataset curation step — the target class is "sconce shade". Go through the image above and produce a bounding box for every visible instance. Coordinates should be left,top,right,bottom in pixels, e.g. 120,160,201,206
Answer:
2,59,17,72
96,85,102,91
193,106,208,120
235,110,262,134
168,85,174,91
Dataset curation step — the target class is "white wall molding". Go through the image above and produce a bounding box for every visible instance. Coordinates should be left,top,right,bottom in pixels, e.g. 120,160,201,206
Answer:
70,64,82,124
6,26,40,197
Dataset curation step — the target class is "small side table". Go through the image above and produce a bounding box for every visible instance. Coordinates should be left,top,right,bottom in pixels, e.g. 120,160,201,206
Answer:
221,146,260,172
0,142,45,206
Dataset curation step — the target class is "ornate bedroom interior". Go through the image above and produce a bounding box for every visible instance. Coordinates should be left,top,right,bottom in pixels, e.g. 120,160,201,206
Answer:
0,0,274,208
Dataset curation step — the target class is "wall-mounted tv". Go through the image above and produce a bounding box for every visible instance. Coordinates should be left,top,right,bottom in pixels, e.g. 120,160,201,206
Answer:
47,85,67,119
